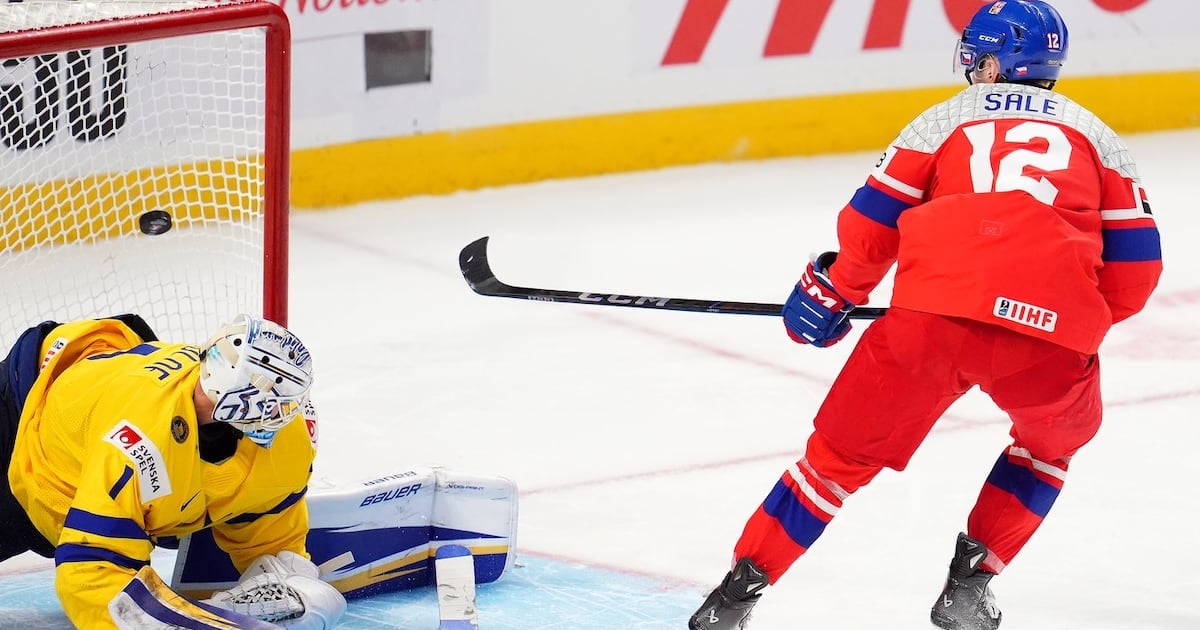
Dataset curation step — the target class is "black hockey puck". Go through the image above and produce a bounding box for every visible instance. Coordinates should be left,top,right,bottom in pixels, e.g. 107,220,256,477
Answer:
139,210,173,235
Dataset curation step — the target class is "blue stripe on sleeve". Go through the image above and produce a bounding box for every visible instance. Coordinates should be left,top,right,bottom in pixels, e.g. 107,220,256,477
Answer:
86,343,159,361
64,508,149,540
121,577,216,628
761,479,828,549
225,487,307,525
55,543,149,570
984,455,1060,518
121,575,277,629
847,183,912,229
1102,227,1162,262
108,466,135,499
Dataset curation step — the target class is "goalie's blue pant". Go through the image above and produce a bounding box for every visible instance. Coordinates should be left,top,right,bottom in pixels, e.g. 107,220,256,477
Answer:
0,321,61,562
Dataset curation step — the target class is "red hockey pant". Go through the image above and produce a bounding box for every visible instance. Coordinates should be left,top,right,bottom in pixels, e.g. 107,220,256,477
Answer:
734,307,1102,582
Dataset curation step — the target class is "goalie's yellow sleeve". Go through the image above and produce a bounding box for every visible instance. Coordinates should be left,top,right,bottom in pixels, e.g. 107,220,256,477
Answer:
109,566,279,629
7,318,315,629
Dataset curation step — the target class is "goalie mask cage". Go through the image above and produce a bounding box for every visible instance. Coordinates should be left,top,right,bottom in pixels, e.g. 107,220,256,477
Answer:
0,0,290,347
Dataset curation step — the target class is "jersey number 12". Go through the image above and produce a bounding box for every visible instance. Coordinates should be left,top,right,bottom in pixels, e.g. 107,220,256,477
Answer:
963,120,1070,206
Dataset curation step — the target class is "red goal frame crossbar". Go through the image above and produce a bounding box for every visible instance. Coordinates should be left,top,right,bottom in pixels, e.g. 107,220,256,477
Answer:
0,1,292,326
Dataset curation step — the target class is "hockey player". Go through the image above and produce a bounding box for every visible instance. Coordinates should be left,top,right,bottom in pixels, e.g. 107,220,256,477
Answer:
690,1,1161,629
0,313,347,629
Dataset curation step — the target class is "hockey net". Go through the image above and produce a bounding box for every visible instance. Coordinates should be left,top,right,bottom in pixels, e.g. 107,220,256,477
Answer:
0,0,290,347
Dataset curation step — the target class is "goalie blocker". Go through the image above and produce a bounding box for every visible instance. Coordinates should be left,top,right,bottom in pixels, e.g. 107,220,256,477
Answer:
171,467,518,600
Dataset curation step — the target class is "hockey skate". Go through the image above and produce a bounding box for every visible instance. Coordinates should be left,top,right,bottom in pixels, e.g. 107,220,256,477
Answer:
689,557,768,630
930,532,1002,630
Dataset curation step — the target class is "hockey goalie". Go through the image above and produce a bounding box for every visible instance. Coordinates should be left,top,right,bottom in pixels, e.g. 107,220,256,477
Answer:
0,313,517,628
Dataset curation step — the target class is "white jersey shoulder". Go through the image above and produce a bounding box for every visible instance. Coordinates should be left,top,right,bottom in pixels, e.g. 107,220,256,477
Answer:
893,83,1138,178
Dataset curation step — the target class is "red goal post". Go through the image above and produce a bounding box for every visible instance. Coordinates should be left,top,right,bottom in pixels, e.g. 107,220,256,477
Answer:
0,0,291,346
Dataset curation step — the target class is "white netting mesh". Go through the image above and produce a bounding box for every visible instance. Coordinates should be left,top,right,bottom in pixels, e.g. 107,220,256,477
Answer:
0,0,282,347
0,0,219,31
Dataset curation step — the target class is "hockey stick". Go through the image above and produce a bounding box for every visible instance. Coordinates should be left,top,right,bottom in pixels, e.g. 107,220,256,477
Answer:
458,236,888,319
435,544,479,630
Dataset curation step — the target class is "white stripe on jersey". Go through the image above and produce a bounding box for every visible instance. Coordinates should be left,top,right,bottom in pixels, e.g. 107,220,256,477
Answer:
1100,208,1147,221
1100,181,1152,221
870,145,925,200
876,170,924,200
1007,446,1068,482
785,461,841,517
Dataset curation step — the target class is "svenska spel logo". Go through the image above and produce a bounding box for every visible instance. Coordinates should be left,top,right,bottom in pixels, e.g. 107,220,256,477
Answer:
109,424,143,448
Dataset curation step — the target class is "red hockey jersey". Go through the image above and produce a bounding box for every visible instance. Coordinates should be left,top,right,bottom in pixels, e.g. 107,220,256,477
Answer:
829,83,1161,354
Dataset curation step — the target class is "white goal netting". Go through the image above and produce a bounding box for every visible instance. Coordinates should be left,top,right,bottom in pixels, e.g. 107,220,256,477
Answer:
0,0,289,347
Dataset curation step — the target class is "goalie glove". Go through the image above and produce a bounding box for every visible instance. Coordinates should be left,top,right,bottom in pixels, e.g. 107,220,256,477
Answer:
203,551,346,630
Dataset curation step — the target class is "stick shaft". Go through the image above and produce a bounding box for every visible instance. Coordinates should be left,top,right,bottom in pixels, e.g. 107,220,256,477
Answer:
458,236,887,319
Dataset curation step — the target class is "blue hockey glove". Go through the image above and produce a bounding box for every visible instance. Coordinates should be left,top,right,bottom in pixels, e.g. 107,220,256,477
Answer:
783,251,855,348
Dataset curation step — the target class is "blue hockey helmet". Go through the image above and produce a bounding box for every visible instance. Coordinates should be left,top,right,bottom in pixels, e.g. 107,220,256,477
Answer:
956,0,1068,84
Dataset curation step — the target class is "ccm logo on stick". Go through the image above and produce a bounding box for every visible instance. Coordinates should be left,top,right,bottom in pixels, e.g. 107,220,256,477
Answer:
579,293,670,306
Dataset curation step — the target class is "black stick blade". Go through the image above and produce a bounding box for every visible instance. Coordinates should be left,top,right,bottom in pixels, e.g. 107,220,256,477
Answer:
458,236,493,291
458,235,517,297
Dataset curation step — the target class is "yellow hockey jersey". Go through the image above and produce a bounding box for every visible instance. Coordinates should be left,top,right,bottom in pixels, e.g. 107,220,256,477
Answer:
7,318,315,629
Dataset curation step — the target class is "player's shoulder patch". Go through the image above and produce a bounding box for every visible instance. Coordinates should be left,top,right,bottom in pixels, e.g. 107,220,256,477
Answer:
104,419,174,502
171,416,190,444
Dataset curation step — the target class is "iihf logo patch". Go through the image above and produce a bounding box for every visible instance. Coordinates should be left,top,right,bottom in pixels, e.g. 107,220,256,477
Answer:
993,296,1057,332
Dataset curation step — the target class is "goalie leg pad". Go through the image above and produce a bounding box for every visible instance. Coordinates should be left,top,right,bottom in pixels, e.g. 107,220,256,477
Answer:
172,467,519,601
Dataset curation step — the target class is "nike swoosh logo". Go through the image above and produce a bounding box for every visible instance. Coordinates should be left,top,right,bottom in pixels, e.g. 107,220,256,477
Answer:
181,492,200,511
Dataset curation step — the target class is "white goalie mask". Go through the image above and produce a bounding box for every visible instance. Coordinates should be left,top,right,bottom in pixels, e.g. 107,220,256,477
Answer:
199,314,314,447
